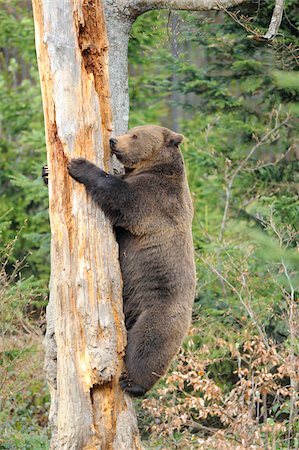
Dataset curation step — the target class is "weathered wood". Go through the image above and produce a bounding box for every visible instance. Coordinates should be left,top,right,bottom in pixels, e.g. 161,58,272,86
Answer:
32,1,141,448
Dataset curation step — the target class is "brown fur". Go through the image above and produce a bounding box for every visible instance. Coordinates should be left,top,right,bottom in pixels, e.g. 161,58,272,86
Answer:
68,125,196,396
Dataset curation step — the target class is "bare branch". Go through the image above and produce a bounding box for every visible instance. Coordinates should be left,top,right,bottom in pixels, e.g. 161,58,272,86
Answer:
219,114,289,242
262,0,284,40
222,0,285,43
199,255,271,350
124,0,248,18
244,145,293,172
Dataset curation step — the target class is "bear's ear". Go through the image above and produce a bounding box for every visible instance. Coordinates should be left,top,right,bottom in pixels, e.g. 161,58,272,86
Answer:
166,131,184,147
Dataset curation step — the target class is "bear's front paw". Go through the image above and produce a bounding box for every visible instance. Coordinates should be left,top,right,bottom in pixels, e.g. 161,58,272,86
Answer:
42,165,49,185
68,158,95,184
119,374,146,397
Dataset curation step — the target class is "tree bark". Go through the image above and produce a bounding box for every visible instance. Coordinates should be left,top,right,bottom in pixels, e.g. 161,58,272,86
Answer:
32,1,140,448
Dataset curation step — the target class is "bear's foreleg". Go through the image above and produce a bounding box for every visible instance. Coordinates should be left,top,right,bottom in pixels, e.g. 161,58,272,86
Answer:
68,158,133,226
42,165,49,185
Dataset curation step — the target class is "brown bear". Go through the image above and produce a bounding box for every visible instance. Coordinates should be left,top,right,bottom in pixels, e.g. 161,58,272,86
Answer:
68,125,196,396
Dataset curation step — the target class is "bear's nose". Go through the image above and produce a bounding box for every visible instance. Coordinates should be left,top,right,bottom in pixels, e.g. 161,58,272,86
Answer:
110,138,118,149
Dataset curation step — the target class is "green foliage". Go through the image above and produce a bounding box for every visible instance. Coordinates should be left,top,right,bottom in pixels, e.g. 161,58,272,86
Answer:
0,235,49,448
0,433,49,450
0,358,50,449
0,1,49,289
0,376,50,443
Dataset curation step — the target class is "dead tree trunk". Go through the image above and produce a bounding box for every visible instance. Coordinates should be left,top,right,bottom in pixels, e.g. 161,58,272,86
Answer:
32,0,280,448
32,1,140,448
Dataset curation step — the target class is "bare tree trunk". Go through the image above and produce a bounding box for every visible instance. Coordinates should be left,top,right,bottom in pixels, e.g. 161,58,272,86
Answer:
32,1,140,448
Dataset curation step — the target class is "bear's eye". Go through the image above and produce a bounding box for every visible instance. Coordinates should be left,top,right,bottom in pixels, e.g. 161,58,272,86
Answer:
131,134,138,140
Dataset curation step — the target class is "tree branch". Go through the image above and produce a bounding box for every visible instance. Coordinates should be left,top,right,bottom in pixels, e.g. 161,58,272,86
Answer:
197,0,285,42
218,114,289,242
125,0,248,17
262,0,284,40
199,255,271,350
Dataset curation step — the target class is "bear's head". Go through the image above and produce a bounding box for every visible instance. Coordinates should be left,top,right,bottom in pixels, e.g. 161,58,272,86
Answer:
109,125,184,170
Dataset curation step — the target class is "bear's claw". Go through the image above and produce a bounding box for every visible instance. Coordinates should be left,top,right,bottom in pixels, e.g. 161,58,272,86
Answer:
119,375,146,397
42,165,49,185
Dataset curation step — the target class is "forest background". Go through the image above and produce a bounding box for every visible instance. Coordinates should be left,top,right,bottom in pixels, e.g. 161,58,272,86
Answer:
0,0,298,448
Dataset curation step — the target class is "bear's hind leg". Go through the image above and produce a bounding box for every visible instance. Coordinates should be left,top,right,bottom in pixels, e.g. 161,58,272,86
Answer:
121,309,187,397
119,374,146,397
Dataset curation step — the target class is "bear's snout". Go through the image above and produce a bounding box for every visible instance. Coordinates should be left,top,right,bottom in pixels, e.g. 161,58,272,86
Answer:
110,138,118,150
